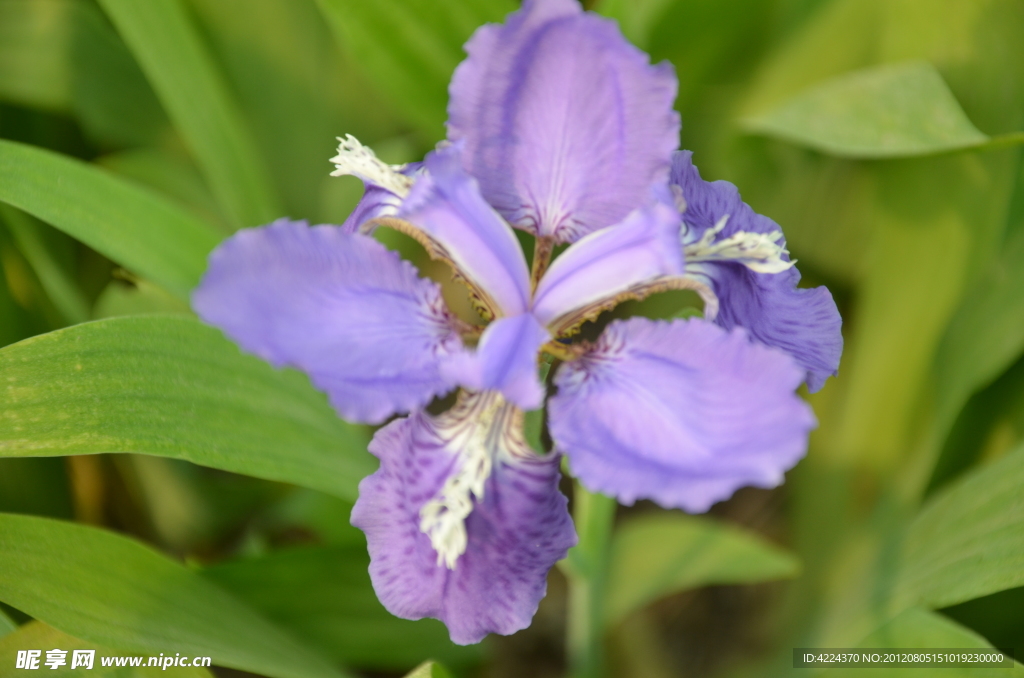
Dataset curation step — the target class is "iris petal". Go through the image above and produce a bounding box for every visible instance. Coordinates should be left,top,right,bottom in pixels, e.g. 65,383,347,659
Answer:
442,314,550,410
192,219,463,424
548,317,816,512
448,0,680,242
351,391,576,645
383,145,532,319
671,151,843,391
531,202,692,333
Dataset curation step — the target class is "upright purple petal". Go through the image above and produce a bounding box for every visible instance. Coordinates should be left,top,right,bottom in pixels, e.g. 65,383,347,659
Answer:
193,219,463,424
397,146,532,317
448,0,680,242
351,392,576,645
443,314,550,410
531,202,686,332
672,151,843,391
548,317,816,512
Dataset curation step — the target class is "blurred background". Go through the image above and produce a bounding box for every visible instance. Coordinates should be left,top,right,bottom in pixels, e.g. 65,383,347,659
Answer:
0,0,1022,677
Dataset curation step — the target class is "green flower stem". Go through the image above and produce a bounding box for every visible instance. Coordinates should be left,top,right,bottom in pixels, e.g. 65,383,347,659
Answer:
564,482,617,678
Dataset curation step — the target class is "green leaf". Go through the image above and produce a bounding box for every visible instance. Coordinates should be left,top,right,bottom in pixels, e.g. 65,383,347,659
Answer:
933,206,1024,436
604,513,801,629
97,0,282,228
0,621,214,678
403,661,455,678
0,0,73,110
66,0,169,148
185,0,397,222
96,148,229,233
0,139,222,302
0,514,345,678
822,607,1024,677
738,0,880,118
943,586,1024,665
202,545,481,672
828,154,988,470
742,61,989,157
0,315,375,501
0,205,89,325
316,0,515,142
893,443,1024,610
0,0,169,147
0,609,15,638
92,279,191,319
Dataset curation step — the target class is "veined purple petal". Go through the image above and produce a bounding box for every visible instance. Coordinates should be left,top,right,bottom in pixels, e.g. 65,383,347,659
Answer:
396,146,532,317
192,219,463,424
443,314,550,410
548,317,816,512
671,151,843,391
351,392,576,645
531,202,686,332
448,0,680,242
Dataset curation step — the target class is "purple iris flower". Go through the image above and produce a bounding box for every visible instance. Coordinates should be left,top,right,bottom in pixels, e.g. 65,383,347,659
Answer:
192,0,841,645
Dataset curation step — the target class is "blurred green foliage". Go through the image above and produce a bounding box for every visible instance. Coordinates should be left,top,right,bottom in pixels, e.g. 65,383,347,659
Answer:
0,0,1022,676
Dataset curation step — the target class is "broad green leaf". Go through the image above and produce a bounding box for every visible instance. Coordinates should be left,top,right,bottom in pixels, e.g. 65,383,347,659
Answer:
876,0,1024,137
0,621,214,678
98,0,282,229
92,279,191,319
742,61,989,157
893,443,1024,610
0,0,169,147
97,149,229,233
604,513,801,628
0,205,89,325
203,545,481,672
316,0,515,142
0,514,345,678
931,194,1024,448
66,0,169,148
828,154,993,469
822,607,1023,677
0,316,375,501
403,661,454,678
0,0,73,110
0,139,222,302
185,0,400,222
739,0,880,118
0,610,14,638
928,354,1024,495
942,587,1024,665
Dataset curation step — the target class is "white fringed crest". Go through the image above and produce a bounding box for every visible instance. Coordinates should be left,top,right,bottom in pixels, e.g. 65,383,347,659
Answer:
684,215,794,274
330,134,413,197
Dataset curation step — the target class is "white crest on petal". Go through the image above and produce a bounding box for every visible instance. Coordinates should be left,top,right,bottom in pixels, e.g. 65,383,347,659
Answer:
683,214,795,274
330,134,413,198
419,391,526,570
